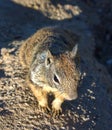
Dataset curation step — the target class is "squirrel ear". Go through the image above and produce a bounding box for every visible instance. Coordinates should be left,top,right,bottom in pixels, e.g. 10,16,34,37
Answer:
70,44,78,59
45,50,54,67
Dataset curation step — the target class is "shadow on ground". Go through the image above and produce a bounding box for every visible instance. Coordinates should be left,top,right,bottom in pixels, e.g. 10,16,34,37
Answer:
0,0,90,48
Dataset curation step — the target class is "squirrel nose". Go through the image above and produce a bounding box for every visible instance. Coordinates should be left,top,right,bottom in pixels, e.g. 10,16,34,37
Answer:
68,91,78,100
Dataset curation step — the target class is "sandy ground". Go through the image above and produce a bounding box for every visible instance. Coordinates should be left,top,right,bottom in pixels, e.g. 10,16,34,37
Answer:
0,0,112,130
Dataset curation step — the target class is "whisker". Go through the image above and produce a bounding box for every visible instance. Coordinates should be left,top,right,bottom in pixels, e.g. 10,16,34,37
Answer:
69,102,76,109
55,90,64,98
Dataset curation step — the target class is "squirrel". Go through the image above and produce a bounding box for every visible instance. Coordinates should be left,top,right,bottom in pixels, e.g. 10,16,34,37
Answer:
19,26,80,116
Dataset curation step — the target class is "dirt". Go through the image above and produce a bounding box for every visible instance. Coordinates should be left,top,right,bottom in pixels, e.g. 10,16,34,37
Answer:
0,0,112,130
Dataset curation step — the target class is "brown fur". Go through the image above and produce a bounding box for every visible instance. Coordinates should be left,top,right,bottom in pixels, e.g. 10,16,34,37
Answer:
19,26,80,115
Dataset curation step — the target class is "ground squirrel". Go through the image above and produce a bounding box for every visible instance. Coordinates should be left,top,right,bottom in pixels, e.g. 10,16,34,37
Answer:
19,26,80,116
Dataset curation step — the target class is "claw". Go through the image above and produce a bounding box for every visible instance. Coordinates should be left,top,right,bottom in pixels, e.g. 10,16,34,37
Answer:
38,105,50,113
52,107,62,117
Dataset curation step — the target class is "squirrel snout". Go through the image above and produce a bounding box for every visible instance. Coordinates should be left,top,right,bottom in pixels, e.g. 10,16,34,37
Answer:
67,91,78,101
64,91,78,101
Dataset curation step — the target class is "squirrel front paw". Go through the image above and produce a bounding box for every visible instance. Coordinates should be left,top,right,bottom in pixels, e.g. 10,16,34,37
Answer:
52,106,62,117
52,99,63,117
38,105,50,112
38,100,50,112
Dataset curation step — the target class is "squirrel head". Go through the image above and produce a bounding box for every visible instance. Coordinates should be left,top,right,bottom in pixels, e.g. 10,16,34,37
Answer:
30,44,80,100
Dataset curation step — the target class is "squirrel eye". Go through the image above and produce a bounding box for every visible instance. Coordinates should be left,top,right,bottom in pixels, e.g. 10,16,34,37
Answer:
53,74,60,84
46,58,51,65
